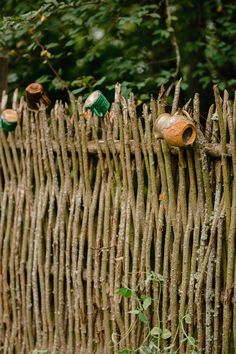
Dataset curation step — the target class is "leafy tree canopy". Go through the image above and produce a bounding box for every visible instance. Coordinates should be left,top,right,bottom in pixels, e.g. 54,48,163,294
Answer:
0,0,236,108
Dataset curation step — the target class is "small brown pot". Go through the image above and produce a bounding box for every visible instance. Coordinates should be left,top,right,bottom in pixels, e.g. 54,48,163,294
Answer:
25,83,51,111
154,112,197,147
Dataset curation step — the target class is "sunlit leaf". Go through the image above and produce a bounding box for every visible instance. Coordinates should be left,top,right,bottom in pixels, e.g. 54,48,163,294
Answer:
128,309,140,315
143,296,152,310
185,314,192,324
187,336,196,346
138,312,148,324
161,328,171,339
118,349,131,354
150,327,162,336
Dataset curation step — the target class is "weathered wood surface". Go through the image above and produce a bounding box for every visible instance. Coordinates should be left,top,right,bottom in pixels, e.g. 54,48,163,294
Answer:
0,83,236,353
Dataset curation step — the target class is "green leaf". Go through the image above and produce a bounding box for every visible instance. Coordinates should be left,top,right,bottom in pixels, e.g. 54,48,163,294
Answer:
140,94,149,101
129,309,140,315
145,273,153,284
36,75,50,84
72,87,86,94
46,42,59,49
185,314,192,324
187,336,196,346
138,312,148,324
150,326,162,336
93,76,106,87
156,273,164,282
161,328,171,339
118,349,131,354
51,77,65,90
8,73,18,83
116,287,132,298
143,296,152,310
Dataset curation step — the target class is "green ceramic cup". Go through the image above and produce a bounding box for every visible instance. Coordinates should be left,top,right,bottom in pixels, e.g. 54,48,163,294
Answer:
0,109,18,132
84,90,110,117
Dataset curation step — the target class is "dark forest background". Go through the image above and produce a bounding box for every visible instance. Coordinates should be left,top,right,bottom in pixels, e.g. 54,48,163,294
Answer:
1,0,236,114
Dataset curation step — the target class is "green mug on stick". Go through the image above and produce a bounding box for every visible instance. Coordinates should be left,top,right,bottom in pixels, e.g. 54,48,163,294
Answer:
0,109,18,132
84,90,110,117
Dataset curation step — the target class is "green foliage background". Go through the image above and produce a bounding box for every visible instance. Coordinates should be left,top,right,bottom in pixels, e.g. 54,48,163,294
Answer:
0,0,236,109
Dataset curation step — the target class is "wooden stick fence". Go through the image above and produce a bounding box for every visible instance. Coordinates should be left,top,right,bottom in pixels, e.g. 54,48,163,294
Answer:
0,82,235,353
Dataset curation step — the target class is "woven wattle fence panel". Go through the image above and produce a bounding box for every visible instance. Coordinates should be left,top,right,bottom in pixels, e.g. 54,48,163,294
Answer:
0,83,236,354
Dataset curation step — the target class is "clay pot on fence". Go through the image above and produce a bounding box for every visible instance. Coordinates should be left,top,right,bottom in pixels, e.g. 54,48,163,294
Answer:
153,112,197,147
25,83,51,111
84,90,110,117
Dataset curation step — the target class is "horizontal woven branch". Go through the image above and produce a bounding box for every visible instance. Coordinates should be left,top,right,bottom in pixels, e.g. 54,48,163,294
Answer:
12,139,233,157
